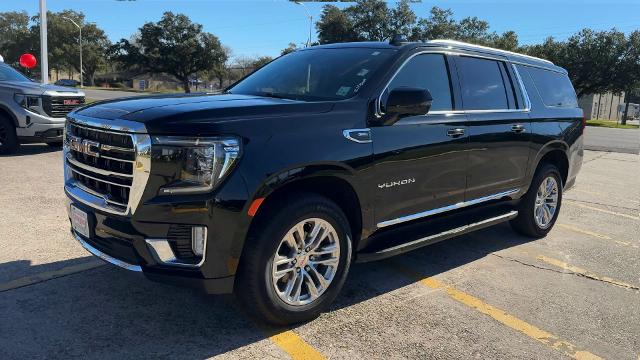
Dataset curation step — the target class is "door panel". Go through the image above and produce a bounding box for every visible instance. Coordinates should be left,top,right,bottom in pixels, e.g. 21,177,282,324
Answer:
464,112,531,200
452,55,532,200
371,113,468,226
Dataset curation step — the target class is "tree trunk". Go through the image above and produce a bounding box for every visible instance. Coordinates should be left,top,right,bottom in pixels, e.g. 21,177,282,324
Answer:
622,90,630,126
182,79,191,93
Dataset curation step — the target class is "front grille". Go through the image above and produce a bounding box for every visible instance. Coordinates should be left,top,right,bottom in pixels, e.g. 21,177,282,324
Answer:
66,122,135,212
43,96,85,118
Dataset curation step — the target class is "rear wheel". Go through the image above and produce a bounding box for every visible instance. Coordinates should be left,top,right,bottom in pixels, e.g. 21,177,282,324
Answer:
236,194,352,325
510,163,562,238
0,116,19,154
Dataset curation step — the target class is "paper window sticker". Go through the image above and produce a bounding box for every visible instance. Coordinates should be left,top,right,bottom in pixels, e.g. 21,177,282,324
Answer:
336,86,351,96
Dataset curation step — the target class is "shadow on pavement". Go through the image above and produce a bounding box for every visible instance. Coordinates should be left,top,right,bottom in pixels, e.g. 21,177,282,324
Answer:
0,223,536,359
0,143,61,157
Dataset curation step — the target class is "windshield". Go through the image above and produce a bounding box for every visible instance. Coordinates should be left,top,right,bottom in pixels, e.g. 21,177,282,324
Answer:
229,48,396,101
0,64,32,82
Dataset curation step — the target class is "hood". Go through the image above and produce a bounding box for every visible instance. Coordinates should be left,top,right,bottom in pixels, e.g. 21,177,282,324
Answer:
1,80,84,96
72,93,335,134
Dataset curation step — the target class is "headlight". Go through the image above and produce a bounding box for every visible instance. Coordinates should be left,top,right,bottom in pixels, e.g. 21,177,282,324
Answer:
14,93,41,111
152,136,241,195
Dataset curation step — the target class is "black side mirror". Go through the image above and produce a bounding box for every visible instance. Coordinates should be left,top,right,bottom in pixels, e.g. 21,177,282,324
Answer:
385,87,433,118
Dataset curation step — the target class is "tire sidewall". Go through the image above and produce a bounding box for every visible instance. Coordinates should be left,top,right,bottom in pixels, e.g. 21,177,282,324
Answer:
524,165,563,236
0,117,19,154
250,197,352,322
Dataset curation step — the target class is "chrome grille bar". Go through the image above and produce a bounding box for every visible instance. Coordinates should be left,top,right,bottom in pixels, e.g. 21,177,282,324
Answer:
64,119,151,216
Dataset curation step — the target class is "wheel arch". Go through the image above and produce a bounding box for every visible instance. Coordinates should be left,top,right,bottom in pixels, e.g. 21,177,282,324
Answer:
236,164,367,267
0,105,18,127
532,142,570,187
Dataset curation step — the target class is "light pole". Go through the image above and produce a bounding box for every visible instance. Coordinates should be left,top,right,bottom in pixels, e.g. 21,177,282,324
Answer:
294,1,312,47
39,0,48,84
63,17,83,88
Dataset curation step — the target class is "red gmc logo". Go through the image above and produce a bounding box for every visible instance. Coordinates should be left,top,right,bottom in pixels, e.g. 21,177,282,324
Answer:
64,99,81,105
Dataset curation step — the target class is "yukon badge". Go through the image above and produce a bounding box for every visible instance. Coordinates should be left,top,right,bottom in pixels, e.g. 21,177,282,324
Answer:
378,178,416,189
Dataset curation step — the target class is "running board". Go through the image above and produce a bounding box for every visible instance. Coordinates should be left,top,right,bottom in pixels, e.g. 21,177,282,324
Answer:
356,210,519,263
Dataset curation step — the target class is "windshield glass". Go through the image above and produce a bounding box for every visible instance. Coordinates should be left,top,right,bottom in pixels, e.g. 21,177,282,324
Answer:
0,64,32,82
229,48,396,101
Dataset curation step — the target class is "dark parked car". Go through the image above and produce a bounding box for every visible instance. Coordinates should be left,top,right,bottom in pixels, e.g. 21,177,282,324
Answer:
63,39,583,324
54,79,79,87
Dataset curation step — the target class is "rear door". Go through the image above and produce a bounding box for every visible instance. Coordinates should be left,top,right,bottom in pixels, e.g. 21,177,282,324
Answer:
371,52,469,228
452,55,532,200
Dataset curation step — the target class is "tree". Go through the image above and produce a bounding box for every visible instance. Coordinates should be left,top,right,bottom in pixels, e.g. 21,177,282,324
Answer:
317,5,358,44
614,31,640,124
345,0,392,41
389,0,416,39
112,12,227,93
281,42,299,55
0,11,33,65
411,7,457,41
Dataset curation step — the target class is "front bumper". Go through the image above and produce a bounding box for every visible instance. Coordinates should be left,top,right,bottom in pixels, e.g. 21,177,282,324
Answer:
14,107,66,140
66,196,244,295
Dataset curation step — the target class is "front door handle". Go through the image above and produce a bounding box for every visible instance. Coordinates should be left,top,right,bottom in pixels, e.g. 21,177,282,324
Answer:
511,124,526,133
446,128,465,137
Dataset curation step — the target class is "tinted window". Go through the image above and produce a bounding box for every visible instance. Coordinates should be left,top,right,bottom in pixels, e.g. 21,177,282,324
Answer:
384,54,453,111
456,56,510,110
229,48,396,101
526,66,578,108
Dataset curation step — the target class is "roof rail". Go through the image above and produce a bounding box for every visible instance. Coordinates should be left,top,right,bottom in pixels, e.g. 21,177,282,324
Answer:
427,39,554,65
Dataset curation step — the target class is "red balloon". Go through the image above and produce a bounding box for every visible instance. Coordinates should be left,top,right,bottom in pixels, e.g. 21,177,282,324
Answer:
19,53,37,69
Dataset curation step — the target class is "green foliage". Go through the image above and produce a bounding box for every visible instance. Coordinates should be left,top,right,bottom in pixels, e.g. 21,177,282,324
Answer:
111,12,227,93
281,42,300,55
317,3,519,51
0,9,110,84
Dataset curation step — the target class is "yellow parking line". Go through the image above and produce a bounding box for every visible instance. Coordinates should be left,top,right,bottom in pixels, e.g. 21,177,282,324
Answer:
391,264,602,360
564,200,640,221
537,256,640,291
615,240,640,249
0,260,105,292
268,330,326,360
556,223,612,240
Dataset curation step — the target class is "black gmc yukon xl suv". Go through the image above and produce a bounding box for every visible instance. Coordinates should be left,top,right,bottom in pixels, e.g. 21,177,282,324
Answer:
64,40,583,324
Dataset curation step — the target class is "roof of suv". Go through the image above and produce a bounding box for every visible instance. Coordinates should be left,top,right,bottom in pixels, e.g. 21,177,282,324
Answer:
308,39,565,74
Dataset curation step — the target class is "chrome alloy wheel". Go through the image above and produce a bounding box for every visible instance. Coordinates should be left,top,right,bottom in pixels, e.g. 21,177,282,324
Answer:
271,218,340,306
534,176,559,229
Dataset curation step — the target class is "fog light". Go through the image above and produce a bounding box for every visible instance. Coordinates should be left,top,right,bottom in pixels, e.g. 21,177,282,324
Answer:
192,226,207,256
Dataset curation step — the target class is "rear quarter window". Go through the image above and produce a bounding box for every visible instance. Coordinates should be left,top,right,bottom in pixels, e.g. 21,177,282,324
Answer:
525,66,578,108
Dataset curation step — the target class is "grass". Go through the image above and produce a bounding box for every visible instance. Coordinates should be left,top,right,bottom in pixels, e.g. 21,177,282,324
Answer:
586,119,639,129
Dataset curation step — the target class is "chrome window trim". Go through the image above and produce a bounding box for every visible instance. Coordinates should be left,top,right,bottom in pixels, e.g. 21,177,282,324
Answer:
375,51,533,119
72,230,142,272
377,188,519,228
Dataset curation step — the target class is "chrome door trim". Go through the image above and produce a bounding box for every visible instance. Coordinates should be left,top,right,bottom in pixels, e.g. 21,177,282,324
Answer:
377,188,519,228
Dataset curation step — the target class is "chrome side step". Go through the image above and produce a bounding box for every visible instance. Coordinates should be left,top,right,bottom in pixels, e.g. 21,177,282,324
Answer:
356,210,518,263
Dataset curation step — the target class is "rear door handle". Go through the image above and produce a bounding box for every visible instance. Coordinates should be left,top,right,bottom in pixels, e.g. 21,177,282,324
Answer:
446,128,465,137
511,124,526,133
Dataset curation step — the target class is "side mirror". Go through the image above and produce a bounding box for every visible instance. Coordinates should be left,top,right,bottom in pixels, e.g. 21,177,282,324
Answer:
385,88,433,118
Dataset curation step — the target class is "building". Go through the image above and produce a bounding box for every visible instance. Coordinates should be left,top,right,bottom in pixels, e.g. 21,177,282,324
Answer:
579,92,625,121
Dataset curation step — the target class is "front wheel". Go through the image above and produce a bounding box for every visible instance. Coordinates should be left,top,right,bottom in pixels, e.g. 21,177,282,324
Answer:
235,194,352,325
510,163,563,238
0,116,19,154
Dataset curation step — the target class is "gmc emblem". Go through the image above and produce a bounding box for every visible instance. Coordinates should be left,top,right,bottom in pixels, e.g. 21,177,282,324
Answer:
69,135,100,157
64,99,81,106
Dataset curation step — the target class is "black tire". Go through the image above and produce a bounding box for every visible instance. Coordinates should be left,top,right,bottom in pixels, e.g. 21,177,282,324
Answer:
510,163,563,238
235,193,352,325
46,141,63,148
0,116,19,155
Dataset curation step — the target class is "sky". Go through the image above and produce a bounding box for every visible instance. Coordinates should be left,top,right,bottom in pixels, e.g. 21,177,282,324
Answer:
2,0,639,59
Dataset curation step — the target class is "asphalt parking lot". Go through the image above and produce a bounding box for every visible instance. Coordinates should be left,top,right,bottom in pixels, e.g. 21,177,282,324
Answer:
0,145,638,360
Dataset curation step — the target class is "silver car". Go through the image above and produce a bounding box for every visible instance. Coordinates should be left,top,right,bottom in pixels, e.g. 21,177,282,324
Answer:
0,62,85,154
